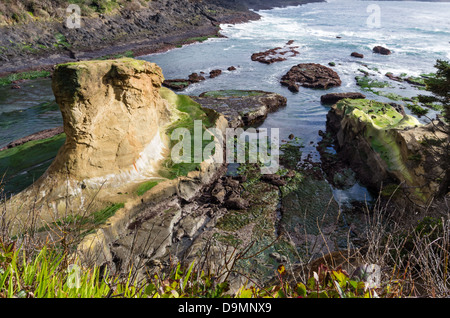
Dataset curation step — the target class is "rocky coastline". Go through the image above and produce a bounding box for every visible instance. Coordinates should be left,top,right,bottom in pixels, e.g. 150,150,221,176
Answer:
0,0,323,76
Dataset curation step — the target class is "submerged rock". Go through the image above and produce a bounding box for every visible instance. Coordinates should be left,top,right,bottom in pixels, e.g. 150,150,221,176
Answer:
251,41,300,64
281,63,342,90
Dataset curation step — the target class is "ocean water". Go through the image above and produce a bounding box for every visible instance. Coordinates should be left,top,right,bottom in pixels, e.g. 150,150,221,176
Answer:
139,0,449,203
1,0,449,201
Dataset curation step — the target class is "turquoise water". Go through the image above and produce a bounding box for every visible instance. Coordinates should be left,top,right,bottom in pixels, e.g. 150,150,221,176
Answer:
1,0,449,201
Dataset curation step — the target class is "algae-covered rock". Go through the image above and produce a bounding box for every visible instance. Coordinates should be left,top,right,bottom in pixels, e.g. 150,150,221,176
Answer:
326,98,446,205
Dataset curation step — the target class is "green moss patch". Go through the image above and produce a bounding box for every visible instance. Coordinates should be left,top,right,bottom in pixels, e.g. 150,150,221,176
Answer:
335,98,424,197
136,180,163,196
159,87,219,180
0,133,66,193
0,70,51,86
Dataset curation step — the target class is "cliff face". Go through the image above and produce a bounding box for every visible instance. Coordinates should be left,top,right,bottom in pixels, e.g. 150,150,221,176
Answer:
326,98,447,206
50,58,170,181
6,58,182,231
0,0,261,74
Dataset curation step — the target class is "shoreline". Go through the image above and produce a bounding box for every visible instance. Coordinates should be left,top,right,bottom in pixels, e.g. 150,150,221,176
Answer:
0,1,324,78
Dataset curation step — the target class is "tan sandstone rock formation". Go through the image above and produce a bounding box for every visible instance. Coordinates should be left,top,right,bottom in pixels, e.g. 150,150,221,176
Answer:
8,58,175,227
50,58,171,181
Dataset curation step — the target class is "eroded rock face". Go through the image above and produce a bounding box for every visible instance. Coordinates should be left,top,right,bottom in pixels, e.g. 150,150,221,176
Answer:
326,98,446,205
281,63,342,92
6,58,176,229
50,58,171,181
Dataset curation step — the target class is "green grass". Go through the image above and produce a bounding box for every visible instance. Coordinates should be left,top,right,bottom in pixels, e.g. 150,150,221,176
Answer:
136,180,162,196
0,70,51,86
158,87,219,180
0,237,388,298
96,50,135,60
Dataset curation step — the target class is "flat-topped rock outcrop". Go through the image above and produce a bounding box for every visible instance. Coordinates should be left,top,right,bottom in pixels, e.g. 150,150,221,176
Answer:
191,90,287,128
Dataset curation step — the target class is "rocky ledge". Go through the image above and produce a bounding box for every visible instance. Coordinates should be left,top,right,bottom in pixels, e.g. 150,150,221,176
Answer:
191,90,287,127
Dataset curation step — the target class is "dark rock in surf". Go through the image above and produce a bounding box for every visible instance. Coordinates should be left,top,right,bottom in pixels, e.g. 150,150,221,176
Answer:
281,63,342,90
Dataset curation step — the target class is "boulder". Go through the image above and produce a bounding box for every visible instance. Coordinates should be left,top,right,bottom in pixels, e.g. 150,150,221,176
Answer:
280,63,342,90
6,58,177,228
373,46,392,55
320,92,366,104
50,58,171,181
188,72,206,83
351,52,364,58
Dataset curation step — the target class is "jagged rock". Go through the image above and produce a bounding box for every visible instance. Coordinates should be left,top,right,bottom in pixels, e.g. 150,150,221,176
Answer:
188,72,206,83
251,42,299,64
209,69,222,78
281,63,342,90
373,46,392,55
320,92,366,104
385,72,403,82
261,174,287,186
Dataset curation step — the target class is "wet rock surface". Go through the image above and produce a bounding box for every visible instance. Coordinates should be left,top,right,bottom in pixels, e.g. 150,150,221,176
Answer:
163,66,235,91
281,63,342,91
351,52,364,58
